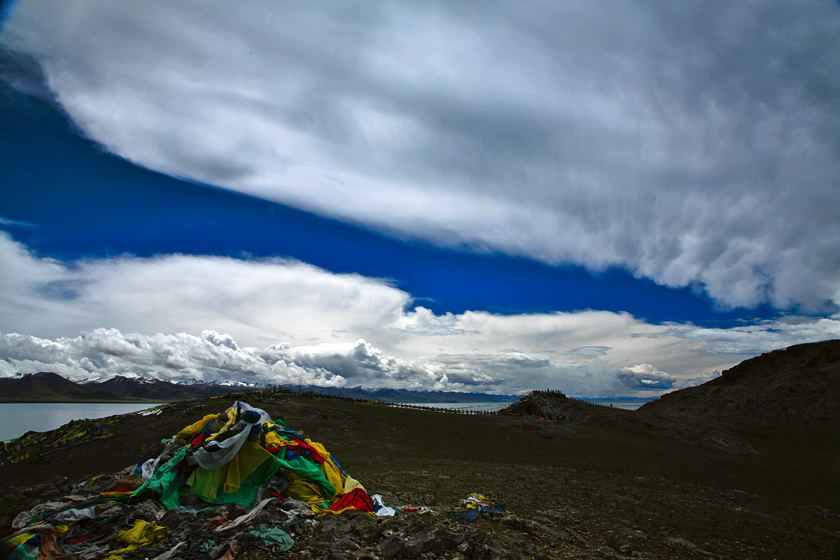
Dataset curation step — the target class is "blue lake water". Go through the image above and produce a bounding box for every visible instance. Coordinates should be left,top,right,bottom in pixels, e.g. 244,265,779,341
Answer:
588,399,654,410
0,402,161,441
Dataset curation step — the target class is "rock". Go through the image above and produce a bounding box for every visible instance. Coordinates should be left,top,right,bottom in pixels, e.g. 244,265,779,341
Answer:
336,536,360,552
596,545,619,557
502,514,528,531
378,534,406,559
435,528,465,550
403,536,426,558
356,523,383,544
557,527,586,544
621,527,646,539
665,536,697,548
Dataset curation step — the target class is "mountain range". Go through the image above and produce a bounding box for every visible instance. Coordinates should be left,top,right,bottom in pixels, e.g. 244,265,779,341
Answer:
0,372,246,402
0,372,517,404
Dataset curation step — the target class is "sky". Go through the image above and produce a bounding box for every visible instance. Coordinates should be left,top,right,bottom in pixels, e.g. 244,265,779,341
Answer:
1,1,839,397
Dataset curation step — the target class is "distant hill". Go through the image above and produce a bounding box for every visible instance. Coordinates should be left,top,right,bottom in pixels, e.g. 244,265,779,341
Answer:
0,372,119,402
0,373,251,402
638,339,840,429
499,390,631,423
86,376,247,401
0,373,518,404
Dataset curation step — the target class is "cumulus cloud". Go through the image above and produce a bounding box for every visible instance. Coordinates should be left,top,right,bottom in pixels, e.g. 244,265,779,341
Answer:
618,364,677,391
263,339,441,388
419,352,632,396
1,1,838,311
0,329,634,395
394,307,475,336
0,329,362,386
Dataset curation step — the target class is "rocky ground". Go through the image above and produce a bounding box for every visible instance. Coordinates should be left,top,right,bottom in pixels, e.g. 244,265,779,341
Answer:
1,394,839,559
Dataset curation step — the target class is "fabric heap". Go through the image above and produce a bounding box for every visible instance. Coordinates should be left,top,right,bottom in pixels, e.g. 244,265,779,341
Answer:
136,401,362,512
0,401,386,560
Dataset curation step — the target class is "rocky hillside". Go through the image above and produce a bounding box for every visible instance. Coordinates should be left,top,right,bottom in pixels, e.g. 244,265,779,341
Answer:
499,390,629,423
638,339,840,429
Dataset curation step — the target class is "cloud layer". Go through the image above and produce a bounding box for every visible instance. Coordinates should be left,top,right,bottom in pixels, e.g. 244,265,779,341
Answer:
0,329,434,389
2,1,839,311
2,233,839,395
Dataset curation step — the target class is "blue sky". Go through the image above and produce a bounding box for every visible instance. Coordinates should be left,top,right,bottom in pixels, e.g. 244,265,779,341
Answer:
1,1,839,396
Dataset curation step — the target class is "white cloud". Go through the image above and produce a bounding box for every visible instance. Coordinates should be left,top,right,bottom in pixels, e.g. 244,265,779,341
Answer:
0,329,348,386
645,314,840,357
0,328,635,395
0,232,409,348
2,1,838,311
2,234,839,395
618,364,677,391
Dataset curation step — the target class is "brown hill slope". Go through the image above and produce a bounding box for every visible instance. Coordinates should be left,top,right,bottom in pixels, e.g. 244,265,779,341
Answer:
1,394,838,559
500,390,631,423
638,339,840,430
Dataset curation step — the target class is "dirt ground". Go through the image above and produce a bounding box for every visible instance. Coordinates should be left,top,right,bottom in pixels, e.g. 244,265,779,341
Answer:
1,395,839,559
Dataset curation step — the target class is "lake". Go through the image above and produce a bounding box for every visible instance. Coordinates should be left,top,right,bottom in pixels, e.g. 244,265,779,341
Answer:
396,401,513,412
0,402,161,442
588,399,654,410
396,401,515,412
